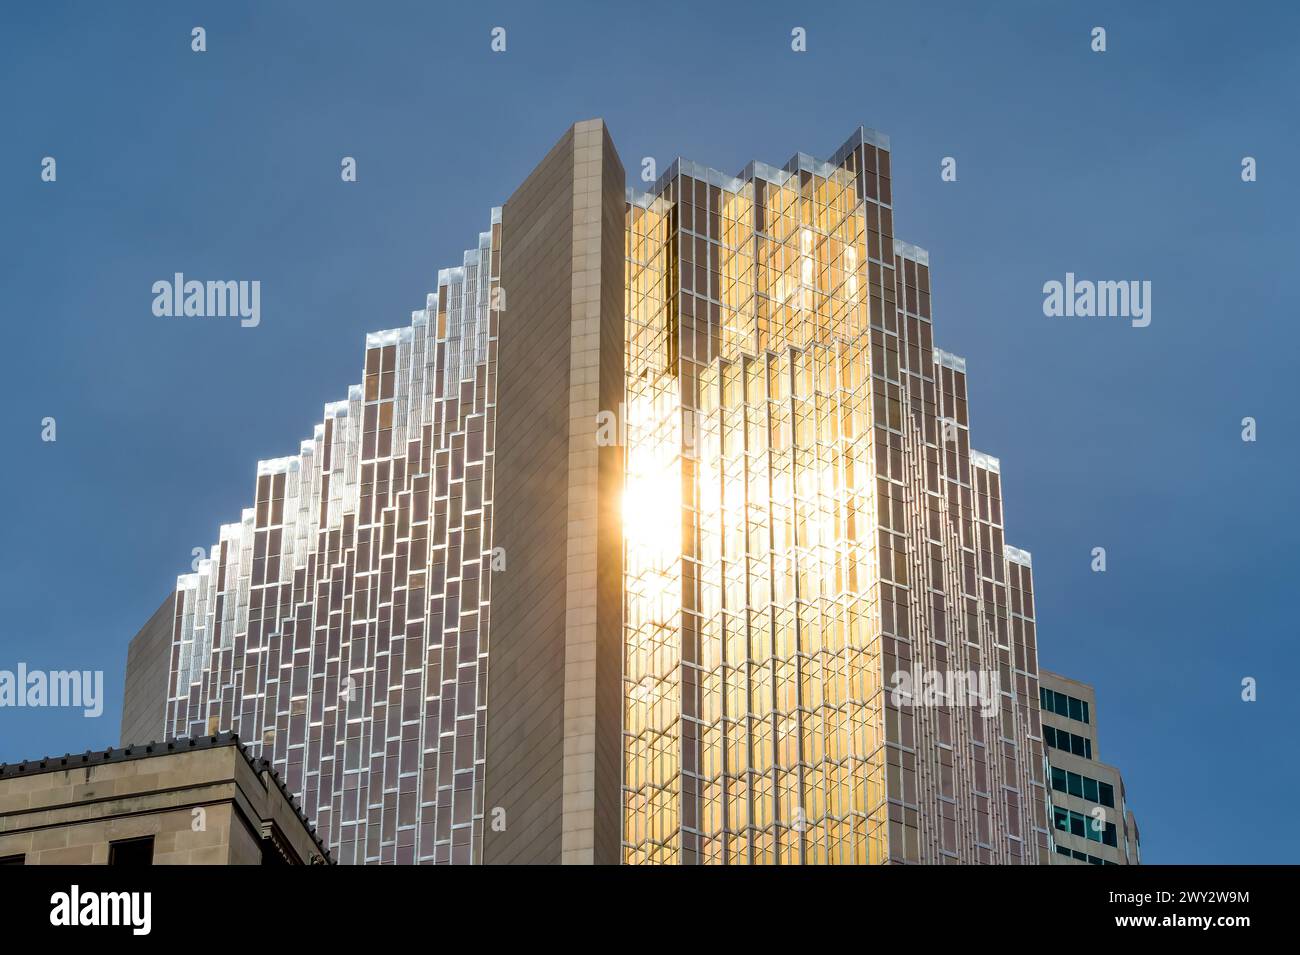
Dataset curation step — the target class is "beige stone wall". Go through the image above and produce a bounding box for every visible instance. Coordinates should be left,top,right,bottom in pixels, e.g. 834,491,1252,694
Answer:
560,120,625,865
120,592,176,747
0,743,325,865
482,119,625,864
591,123,626,865
0,803,245,865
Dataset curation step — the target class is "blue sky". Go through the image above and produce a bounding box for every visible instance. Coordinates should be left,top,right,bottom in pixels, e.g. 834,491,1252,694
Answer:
1,1,1296,863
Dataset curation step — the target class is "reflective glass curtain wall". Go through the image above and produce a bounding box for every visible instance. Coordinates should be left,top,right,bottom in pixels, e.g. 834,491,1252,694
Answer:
167,213,503,865
622,130,1050,865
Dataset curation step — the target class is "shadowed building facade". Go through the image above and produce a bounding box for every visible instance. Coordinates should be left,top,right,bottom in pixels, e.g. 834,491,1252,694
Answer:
120,592,175,748
122,120,1139,864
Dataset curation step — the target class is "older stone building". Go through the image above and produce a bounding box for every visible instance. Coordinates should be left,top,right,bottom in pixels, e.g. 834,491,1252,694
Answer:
0,733,330,865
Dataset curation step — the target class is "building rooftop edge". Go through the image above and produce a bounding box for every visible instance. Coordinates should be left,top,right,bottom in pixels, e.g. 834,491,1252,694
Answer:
1005,544,1033,567
0,733,333,862
636,125,893,200
893,239,930,265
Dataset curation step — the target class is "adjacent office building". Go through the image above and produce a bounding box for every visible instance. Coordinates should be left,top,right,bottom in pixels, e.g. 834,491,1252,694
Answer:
1040,670,1141,865
122,120,1134,864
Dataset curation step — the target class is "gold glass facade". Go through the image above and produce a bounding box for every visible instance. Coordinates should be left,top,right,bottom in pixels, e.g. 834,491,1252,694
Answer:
623,130,1050,864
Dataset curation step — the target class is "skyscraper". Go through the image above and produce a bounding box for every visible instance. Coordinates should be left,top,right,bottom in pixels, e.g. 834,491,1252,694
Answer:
124,119,1123,865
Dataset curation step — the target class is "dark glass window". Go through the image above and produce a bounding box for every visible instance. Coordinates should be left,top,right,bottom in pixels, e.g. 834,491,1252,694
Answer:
1049,765,1117,810
1045,688,1091,723
108,836,154,865
1087,817,1103,843
1067,772,1083,798
0,854,24,865
1051,767,1067,792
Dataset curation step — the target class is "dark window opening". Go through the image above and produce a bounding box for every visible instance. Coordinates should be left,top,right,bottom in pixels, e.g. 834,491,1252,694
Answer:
108,836,155,865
